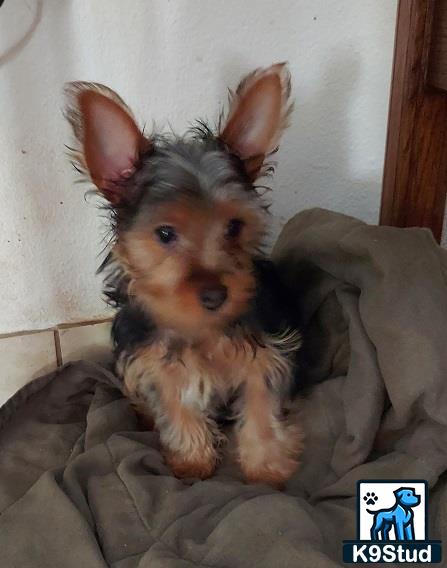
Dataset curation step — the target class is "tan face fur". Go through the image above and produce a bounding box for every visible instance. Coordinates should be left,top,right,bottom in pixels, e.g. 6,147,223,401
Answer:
115,196,266,336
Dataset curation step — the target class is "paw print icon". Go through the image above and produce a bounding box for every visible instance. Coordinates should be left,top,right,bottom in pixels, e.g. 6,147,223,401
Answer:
363,492,378,506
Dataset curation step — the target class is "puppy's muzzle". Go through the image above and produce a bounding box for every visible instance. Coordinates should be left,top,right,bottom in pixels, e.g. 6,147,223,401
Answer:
200,285,228,311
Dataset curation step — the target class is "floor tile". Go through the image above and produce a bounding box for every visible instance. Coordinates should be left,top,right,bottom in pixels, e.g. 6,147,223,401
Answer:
58,321,113,365
0,331,57,405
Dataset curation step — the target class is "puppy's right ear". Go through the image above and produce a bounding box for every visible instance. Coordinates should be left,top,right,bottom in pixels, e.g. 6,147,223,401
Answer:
65,82,151,205
219,63,293,180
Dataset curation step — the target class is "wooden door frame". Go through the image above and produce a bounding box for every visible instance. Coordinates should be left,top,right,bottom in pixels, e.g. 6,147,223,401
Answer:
380,0,447,243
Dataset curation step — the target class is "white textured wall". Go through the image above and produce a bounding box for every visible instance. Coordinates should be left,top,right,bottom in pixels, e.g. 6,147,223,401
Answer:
0,0,397,333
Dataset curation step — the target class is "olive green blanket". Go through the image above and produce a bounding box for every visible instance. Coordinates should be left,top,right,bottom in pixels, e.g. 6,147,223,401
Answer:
1,209,446,567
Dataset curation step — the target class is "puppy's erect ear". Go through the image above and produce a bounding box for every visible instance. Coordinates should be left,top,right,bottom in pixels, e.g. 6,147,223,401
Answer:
64,82,151,205
220,63,293,180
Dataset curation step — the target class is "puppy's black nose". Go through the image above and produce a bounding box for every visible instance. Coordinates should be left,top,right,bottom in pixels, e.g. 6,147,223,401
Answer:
200,285,228,311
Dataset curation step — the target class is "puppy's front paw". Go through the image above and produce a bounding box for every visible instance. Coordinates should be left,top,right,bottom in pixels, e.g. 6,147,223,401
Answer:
238,423,304,488
240,454,299,489
164,449,218,480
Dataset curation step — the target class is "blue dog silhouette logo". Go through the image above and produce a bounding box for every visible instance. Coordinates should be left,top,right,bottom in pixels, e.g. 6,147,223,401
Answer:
368,487,420,541
343,480,442,563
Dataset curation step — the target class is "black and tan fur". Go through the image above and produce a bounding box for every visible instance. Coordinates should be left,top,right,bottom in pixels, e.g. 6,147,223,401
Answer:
65,63,303,487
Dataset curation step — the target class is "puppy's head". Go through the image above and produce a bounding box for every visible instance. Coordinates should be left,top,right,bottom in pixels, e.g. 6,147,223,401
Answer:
65,64,292,336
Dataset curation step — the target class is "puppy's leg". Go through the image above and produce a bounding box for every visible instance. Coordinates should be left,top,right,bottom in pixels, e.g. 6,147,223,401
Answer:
122,349,220,480
236,347,303,488
157,376,220,480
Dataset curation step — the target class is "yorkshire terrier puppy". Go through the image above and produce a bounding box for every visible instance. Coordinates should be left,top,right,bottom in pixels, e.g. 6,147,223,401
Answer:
65,63,303,487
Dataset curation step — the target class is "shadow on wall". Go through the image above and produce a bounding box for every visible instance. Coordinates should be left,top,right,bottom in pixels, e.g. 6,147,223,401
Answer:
218,4,394,241
219,49,382,243
215,47,388,245
271,47,385,240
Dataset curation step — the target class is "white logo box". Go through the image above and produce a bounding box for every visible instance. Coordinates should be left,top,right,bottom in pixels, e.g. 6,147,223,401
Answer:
358,481,427,541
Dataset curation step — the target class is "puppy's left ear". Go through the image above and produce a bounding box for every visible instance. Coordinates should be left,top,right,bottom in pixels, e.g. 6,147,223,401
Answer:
64,82,151,205
220,63,293,180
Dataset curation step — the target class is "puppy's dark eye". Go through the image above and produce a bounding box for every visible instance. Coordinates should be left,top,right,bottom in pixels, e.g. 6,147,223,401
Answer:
226,218,244,239
155,225,177,245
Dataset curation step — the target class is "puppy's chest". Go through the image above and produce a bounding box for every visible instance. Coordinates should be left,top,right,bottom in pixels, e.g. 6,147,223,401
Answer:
125,335,256,395
172,339,249,409
188,337,256,386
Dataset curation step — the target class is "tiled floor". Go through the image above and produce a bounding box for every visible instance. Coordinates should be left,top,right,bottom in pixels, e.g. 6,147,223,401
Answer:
0,320,112,406
58,322,113,365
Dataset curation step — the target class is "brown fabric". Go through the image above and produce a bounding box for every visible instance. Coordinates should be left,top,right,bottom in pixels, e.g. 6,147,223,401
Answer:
1,208,447,567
